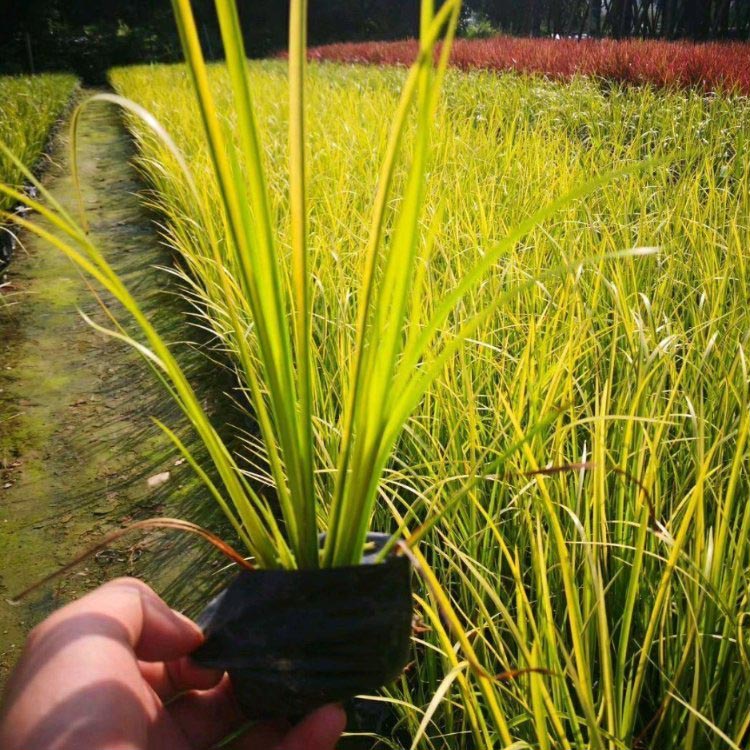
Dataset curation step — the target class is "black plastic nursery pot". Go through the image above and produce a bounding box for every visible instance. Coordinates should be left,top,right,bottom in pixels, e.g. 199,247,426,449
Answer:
191,534,413,719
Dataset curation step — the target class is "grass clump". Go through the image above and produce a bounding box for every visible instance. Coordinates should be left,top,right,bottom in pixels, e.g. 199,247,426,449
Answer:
0,74,78,212
109,61,750,748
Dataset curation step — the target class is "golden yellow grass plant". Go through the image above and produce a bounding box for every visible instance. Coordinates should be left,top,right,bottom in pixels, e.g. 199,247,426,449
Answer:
109,59,750,748
0,73,77,212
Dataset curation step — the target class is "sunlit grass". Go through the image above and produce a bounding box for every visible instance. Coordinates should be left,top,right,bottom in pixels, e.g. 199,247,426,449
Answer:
109,61,750,748
0,74,77,212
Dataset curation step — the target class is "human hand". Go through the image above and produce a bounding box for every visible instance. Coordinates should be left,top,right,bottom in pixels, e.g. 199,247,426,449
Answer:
0,577,346,749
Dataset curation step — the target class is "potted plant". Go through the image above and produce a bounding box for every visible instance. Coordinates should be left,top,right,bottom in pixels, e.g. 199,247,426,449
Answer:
161,0,462,716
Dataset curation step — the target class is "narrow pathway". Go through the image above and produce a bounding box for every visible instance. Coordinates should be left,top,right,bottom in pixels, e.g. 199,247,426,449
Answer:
0,93,220,682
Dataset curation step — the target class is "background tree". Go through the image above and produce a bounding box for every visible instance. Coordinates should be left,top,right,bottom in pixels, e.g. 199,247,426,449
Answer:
1,0,748,81
462,0,750,38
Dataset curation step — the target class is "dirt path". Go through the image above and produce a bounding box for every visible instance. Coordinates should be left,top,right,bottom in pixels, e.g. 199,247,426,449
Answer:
0,93,222,682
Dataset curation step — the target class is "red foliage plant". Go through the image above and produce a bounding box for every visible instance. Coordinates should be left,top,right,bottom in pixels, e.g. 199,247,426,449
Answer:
306,37,750,95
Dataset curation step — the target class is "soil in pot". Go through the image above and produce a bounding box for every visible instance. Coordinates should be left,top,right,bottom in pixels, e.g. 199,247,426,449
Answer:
192,536,413,719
